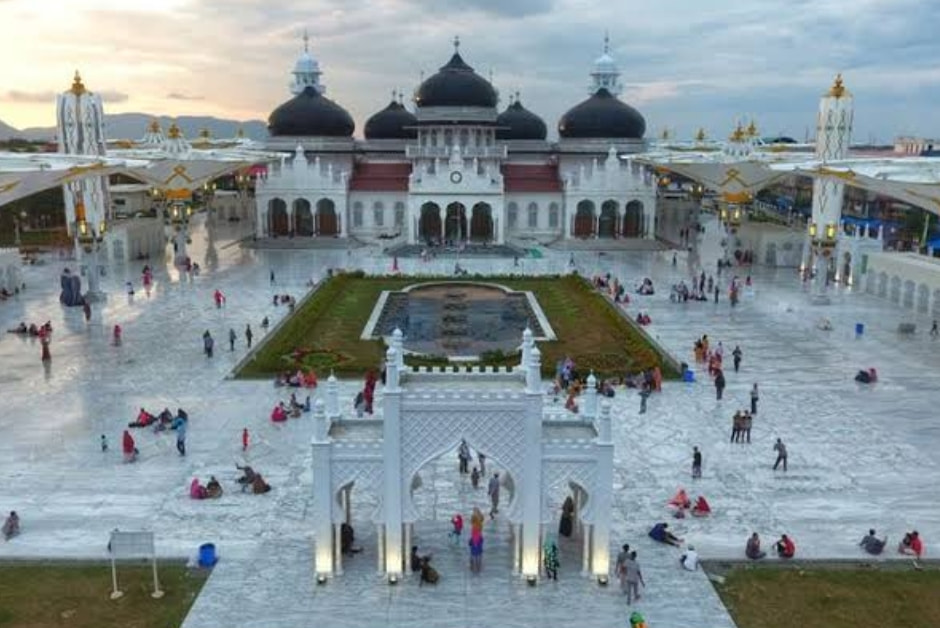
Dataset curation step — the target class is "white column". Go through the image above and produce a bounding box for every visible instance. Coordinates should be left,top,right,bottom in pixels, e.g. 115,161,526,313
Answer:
376,524,386,574
333,523,344,575
511,523,521,574
581,523,592,575
521,346,544,578
591,402,614,580
403,523,412,574
583,371,598,420
326,372,340,419
82,246,103,300
312,400,334,578
382,346,403,577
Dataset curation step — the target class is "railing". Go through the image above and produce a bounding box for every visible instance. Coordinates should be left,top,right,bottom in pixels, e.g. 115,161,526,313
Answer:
405,145,508,160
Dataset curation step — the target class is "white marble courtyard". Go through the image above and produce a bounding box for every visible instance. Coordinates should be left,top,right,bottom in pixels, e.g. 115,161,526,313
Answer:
1,213,939,628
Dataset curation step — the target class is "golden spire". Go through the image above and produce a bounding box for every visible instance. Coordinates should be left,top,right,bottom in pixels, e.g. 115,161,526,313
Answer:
168,122,182,139
660,128,670,141
198,127,211,139
729,123,745,143
70,70,87,95
695,128,706,142
148,119,161,134
827,73,848,98
746,120,758,137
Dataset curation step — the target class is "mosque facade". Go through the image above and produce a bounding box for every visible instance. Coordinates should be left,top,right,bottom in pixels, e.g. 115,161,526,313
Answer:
254,36,657,245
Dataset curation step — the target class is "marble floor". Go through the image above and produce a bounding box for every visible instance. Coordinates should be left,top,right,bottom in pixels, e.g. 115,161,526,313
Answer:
1,211,938,628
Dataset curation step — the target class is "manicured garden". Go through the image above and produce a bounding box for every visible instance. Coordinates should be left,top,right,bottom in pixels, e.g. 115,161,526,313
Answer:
714,566,940,628
0,563,207,628
236,272,678,379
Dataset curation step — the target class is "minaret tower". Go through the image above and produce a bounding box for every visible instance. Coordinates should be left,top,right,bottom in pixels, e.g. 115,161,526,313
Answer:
57,71,111,300
290,29,325,95
805,74,853,290
588,32,622,95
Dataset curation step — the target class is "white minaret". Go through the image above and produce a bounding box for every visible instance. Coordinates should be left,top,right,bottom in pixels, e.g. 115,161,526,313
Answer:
588,33,621,95
805,74,853,289
57,71,111,299
290,29,325,95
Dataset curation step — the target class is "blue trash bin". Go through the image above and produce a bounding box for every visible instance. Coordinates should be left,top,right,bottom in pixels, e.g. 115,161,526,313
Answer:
198,543,218,568
855,323,864,337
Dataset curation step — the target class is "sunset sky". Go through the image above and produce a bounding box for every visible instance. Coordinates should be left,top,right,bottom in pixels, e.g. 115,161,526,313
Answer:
1,0,938,141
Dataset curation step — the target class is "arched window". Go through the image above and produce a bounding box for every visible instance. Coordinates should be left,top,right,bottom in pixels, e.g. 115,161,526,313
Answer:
373,201,384,227
527,202,538,229
548,202,560,229
394,201,406,228
507,202,518,229
352,201,364,228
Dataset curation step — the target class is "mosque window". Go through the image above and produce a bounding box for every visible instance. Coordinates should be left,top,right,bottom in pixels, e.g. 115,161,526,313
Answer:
548,202,560,228
460,129,469,147
352,202,363,228
430,131,438,147
394,202,405,227
444,129,453,146
507,202,518,229
527,202,539,228
373,202,384,227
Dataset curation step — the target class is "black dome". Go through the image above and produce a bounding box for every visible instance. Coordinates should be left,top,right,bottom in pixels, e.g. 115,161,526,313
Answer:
496,100,547,140
364,100,418,140
414,52,498,108
558,88,646,139
268,86,355,137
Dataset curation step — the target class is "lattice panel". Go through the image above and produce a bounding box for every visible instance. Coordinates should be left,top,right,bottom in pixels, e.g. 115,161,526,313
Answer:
541,460,598,523
331,459,384,523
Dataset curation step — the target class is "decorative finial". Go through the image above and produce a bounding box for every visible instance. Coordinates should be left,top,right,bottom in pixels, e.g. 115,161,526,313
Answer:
515,90,521,103
695,127,706,142
746,120,758,137
391,88,396,102
168,122,182,139
148,119,161,134
729,122,745,143
236,127,245,138
303,28,310,53
70,70,86,95
398,90,404,104
660,128,669,141
603,30,610,54
199,127,211,139
453,35,460,52
828,73,847,98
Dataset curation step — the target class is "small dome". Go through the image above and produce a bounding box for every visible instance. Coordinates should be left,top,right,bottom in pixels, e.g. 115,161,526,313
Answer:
268,86,354,137
293,51,320,75
558,88,646,139
414,52,498,108
593,52,617,74
364,100,418,140
496,100,547,140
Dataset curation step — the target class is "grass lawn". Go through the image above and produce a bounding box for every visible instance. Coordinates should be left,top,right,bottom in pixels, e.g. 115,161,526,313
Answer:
714,567,940,628
0,563,207,628
237,273,677,379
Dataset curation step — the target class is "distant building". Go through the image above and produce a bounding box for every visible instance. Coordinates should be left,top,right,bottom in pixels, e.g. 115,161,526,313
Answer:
894,136,940,155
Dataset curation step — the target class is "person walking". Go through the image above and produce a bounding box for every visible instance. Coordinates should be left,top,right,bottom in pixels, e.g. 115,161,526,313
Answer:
478,451,486,475
543,538,560,580
468,529,483,573
692,446,702,479
615,543,631,594
245,324,253,348
773,438,788,471
458,439,471,475
931,320,938,337
242,428,250,452
100,434,108,452
731,411,742,443
639,382,651,414
714,284,720,303
624,551,645,604
203,330,214,358
742,410,753,443
487,473,500,519
229,328,237,351
270,269,276,285
261,316,269,331
176,417,187,456
732,345,742,372
750,383,759,414
714,369,726,400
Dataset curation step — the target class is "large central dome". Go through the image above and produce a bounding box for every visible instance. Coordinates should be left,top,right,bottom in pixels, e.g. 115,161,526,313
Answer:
414,52,498,109
558,88,646,139
268,86,355,137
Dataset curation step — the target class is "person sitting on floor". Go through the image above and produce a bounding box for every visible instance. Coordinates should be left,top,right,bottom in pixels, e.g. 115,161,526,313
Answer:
859,529,886,555
205,476,223,499
679,544,699,571
236,465,257,490
898,531,924,558
775,534,796,559
668,488,692,511
271,403,288,422
419,555,439,585
746,532,766,560
649,522,683,547
122,430,138,463
251,474,272,494
2,511,20,540
189,478,208,500
7,322,27,334
854,368,878,384
691,496,712,517
128,408,156,428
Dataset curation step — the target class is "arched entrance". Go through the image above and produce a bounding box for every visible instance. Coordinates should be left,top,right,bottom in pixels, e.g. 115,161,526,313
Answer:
268,198,288,236
841,252,852,284
573,200,595,238
445,202,467,244
470,203,494,242
316,199,338,236
598,200,618,238
419,202,441,244
294,199,313,236
623,200,643,238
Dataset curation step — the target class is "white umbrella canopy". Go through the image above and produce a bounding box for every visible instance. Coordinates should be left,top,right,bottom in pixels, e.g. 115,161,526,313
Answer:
0,153,149,207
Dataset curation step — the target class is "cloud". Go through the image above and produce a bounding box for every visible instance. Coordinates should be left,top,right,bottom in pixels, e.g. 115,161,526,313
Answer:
4,90,57,103
407,0,554,18
98,89,129,103
167,92,204,101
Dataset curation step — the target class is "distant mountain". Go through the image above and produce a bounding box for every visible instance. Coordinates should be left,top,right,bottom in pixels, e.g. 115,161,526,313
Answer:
7,113,269,142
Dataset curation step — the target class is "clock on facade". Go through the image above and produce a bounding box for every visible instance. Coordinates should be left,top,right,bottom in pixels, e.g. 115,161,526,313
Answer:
449,171,462,184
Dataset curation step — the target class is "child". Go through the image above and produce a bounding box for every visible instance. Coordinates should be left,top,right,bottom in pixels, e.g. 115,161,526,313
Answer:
242,428,250,452
100,434,108,452
470,466,481,489
449,513,464,544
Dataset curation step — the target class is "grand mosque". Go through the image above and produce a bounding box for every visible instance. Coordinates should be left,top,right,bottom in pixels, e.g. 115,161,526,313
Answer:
253,36,658,245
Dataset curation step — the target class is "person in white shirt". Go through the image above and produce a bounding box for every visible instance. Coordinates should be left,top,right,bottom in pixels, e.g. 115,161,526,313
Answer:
680,544,699,571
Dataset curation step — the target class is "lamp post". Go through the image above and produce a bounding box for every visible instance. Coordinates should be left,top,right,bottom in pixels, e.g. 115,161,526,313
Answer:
169,199,193,265
75,202,107,301
13,211,27,246
806,221,838,301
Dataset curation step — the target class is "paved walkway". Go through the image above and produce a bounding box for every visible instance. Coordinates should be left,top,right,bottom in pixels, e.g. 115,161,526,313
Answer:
1,211,938,628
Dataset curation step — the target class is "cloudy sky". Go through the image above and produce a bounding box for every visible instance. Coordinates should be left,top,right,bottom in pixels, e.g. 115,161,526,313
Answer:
1,0,938,142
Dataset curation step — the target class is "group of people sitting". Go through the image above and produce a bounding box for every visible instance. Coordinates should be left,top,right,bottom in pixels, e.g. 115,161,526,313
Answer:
854,367,878,384
411,545,440,585
635,312,652,326
271,394,311,422
667,489,711,518
7,321,52,336
236,464,272,494
273,294,296,310
128,407,188,432
745,532,795,560
274,369,318,388
593,273,629,304
190,476,223,500
670,281,709,303
0,286,18,301
636,278,655,295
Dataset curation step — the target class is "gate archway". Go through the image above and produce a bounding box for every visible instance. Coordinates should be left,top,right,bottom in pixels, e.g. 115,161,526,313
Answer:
316,199,338,236
574,200,595,238
445,202,467,243
268,198,288,236
294,199,313,236
623,200,643,237
470,203,494,242
419,203,441,244
598,200,618,238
